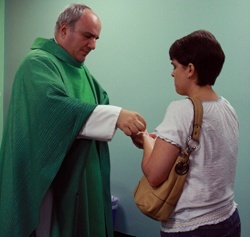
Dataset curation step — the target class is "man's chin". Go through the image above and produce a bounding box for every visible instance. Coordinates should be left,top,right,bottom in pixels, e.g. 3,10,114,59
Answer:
76,56,86,63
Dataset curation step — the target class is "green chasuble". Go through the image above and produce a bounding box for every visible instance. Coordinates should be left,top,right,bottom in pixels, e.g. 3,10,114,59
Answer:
0,38,114,237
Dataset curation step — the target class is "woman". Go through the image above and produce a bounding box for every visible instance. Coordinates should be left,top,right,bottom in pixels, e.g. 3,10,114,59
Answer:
133,30,240,237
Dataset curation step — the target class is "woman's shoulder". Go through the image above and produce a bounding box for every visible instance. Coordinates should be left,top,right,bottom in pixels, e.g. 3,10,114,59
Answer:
168,98,194,115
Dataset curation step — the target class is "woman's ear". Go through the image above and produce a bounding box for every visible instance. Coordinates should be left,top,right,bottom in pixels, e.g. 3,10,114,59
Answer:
187,63,195,78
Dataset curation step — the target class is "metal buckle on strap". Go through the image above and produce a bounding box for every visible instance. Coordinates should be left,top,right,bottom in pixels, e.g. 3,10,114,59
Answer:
175,161,189,175
175,136,200,176
175,147,190,175
187,136,200,151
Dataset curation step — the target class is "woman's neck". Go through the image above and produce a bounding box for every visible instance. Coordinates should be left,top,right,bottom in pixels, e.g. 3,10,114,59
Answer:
188,85,219,101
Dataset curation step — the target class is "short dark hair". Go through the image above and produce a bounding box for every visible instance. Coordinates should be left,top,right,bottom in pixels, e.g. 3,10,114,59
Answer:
169,30,225,86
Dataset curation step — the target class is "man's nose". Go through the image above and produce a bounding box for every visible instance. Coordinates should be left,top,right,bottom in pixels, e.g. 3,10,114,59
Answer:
88,38,97,50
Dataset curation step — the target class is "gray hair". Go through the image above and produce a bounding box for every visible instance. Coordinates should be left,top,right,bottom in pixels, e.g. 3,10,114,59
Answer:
54,4,91,36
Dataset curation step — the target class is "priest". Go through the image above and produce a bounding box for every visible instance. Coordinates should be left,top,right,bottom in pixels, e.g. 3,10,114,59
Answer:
0,4,146,237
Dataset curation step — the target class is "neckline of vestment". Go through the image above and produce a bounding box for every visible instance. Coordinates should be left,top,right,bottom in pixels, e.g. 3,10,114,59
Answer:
31,37,83,68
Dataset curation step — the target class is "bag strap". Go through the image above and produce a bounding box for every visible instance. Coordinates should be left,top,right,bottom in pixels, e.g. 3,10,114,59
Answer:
175,97,203,175
174,97,203,175
188,97,203,142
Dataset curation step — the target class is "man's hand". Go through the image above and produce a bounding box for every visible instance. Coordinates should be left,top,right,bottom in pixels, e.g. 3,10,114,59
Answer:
116,109,146,136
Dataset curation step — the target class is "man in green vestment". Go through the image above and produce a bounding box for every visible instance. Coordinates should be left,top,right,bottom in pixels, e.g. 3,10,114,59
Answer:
0,4,146,237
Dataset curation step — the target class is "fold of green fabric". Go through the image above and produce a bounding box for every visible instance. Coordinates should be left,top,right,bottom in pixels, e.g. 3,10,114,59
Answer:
0,38,113,237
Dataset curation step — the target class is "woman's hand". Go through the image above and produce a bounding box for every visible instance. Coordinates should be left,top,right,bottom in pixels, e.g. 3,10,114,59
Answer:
131,132,156,149
131,132,145,149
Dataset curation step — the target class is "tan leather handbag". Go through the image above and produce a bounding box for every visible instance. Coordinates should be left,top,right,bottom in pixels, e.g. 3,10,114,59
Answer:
134,97,203,222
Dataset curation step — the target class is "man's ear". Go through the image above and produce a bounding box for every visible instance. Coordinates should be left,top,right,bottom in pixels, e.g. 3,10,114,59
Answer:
60,22,68,39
